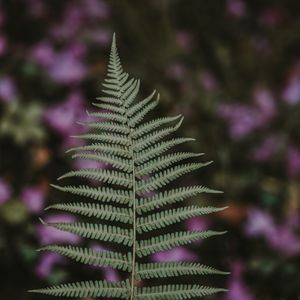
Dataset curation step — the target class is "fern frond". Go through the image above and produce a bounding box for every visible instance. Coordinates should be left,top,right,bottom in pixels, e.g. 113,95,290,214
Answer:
137,186,221,213
136,152,203,177
95,96,123,106
133,115,182,139
58,169,132,188
29,280,129,298
135,138,195,164
92,103,125,114
127,90,156,117
46,202,132,223
32,34,228,299
136,262,229,280
66,143,130,158
71,132,128,145
136,285,227,300
71,152,131,172
123,79,140,107
44,221,133,246
128,94,159,127
78,121,130,135
137,230,226,257
87,111,127,123
134,117,184,151
136,163,212,193
136,206,226,233
38,245,131,271
50,184,131,204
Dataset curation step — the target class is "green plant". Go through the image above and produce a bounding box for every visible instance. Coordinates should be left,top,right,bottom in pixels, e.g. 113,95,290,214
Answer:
30,34,228,299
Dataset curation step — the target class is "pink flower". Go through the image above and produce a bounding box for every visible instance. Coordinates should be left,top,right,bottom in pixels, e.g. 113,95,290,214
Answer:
0,178,11,205
48,52,87,85
217,103,265,140
175,31,192,51
21,186,45,214
0,35,7,56
259,7,285,29
82,0,109,20
166,63,187,81
253,86,276,118
267,224,300,256
225,261,255,300
35,252,65,279
151,247,197,262
282,62,300,105
199,71,219,93
102,268,121,282
185,216,210,231
36,214,80,245
226,0,246,18
286,147,300,177
244,207,276,237
0,76,18,103
251,135,281,162
31,41,55,67
44,91,88,137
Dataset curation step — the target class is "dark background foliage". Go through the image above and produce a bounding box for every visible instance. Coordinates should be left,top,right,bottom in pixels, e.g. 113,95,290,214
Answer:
0,0,300,299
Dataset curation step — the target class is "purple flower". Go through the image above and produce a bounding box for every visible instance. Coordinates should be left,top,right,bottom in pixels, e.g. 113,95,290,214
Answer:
199,71,219,93
226,276,254,300
0,179,12,205
82,0,109,20
244,207,276,237
30,41,55,67
44,91,88,137
225,261,254,300
244,208,300,256
166,63,187,81
251,135,281,162
282,77,300,104
73,158,108,171
217,103,265,140
175,31,192,51
87,28,112,47
253,86,276,118
21,186,45,214
0,35,7,56
185,216,210,232
151,247,197,262
286,147,300,177
282,62,300,105
36,214,80,245
0,76,18,103
102,267,121,282
259,7,285,29
267,224,300,256
48,51,87,85
35,252,65,279
50,5,83,40
226,0,246,18
26,0,46,17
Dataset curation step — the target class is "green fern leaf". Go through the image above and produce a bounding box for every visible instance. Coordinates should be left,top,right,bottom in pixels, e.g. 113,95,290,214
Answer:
46,202,132,223
31,34,227,299
50,184,131,204
43,220,133,246
136,206,227,233
135,285,227,300
29,280,130,298
136,262,229,280
137,230,226,257
38,245,132,271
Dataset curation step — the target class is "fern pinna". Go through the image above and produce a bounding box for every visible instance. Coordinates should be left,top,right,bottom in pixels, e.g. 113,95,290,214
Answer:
30,34,228,299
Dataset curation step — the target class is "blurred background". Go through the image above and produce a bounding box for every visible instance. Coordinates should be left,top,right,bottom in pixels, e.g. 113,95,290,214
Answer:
0,0,300,299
